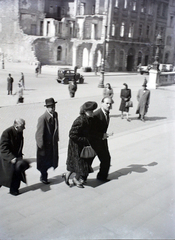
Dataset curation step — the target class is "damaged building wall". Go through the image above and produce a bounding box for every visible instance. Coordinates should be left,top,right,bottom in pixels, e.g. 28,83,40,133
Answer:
0,0,36,63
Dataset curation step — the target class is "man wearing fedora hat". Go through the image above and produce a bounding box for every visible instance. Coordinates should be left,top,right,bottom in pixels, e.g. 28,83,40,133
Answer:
0,119,30,196
35,98,59,184
136,78,151,122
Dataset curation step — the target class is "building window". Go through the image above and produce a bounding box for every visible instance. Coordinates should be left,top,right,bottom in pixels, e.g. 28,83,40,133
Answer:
58,22,62,34
115,0,119,7
162,3,168,17
112,24,115,36
92,5,95,14
170,16,174,27
128,23,134,38
57,46,62,60
124,0,127,9
141,0,145,13
166,36,172,46
132,0,136,11
120,22,125,37
80,3,85,15
146,25,150,37
49,6,54,14
138,24,142,36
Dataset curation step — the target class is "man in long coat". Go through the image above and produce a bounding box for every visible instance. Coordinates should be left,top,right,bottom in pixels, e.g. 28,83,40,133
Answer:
136,79,151,122
7,73,14,95
0,119,29,196
35,98,59,184
89,97,113,181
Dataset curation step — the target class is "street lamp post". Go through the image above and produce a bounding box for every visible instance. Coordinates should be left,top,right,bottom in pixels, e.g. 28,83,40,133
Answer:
2,53,5,69
153,33,162,70
98,25,107,88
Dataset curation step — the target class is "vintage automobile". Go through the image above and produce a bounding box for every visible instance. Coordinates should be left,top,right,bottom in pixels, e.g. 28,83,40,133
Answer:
56,68,84,84
139,65,152,75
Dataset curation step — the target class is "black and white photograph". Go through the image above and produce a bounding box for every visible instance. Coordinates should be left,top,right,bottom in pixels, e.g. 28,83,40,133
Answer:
0,0,175,239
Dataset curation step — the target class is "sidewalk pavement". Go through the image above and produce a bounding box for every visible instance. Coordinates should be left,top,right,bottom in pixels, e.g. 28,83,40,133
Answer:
0,120,174,240
0,62,175,239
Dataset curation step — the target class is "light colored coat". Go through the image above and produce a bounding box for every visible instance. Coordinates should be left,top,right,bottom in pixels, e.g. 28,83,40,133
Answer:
136,88,150,116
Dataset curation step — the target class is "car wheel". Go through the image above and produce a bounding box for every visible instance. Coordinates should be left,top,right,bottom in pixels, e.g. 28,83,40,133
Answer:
63,78,69,84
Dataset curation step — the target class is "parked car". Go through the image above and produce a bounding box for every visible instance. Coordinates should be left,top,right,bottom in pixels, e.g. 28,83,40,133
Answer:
56,68,84,84
159,64,173,72
139,65,152,75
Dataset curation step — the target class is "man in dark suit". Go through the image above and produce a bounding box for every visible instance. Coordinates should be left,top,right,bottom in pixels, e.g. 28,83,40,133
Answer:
7,73,14,95
0,119,29,196
89,97,113,181
35,98,59,184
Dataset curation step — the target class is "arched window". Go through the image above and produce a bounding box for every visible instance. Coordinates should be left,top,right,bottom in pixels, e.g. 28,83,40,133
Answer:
57,46,62,61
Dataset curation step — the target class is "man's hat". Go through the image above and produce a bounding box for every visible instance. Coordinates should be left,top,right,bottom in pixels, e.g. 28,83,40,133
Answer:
44,98,57,107
142,78,147,87
81,101,98,112
123,83,128,88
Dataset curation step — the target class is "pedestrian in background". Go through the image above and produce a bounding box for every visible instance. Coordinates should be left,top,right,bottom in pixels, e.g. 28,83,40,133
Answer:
0,119,30,196
136,78,151,122
35,98,59,184
19,72,25,89
68,79,77,98
63,101,98,188
14,82,24,104
35,66,39,77
7,73,14,95
119,83,132,121
103,83,114,107
89,97,113,182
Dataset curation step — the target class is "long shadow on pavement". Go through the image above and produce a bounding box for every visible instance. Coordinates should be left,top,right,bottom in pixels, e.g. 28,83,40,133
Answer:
86,162,158,188
130,116,166,121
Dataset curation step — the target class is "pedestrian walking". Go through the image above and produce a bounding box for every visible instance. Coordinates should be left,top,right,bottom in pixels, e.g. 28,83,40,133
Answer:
89,97,113,182
14,82,24,104
19,72,25,89
103,83,114,107
0,119,30,196
37,61,42,74
95,65,98,75
35,67,39,77
35,98,59,184
68,79,77,98
136,78,151,122
119,83,132,121
7,73,14,95
63,101,98,188
74,65,78,74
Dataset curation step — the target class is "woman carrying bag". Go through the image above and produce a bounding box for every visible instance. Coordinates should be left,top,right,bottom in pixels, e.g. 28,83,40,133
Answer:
62,101,97,188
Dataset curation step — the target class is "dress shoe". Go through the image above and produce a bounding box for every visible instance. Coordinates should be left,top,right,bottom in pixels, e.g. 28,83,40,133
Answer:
62,173,70,186
10,190,19,196
140,118,145,122
127,118,131,122
97,177,110,182
72,177,84,188
40,177,50,184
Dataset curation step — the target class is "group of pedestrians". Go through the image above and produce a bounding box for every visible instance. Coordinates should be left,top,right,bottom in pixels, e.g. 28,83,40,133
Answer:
0,96,113,195
7,72,25,103
103,78,151,122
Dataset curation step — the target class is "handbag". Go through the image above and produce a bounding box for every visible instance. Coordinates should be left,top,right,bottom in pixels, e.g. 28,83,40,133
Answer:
80,146,96,159
125,100,133,108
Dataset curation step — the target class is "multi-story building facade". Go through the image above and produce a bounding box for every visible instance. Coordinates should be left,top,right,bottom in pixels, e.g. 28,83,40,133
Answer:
0,0,174,71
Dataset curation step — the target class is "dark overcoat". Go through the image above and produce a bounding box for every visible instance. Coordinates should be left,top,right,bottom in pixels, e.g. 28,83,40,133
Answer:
7,76,14,92
35,111,59,172
136,89,150,116
0,126,23,187
66,114,92,177
119,88,131,112
89,108,111,179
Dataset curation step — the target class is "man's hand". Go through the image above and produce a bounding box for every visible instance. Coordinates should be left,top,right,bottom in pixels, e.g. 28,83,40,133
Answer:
11,158,16,164
102,132,114,140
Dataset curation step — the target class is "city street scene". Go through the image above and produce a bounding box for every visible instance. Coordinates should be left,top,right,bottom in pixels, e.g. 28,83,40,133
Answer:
0,0,175,240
